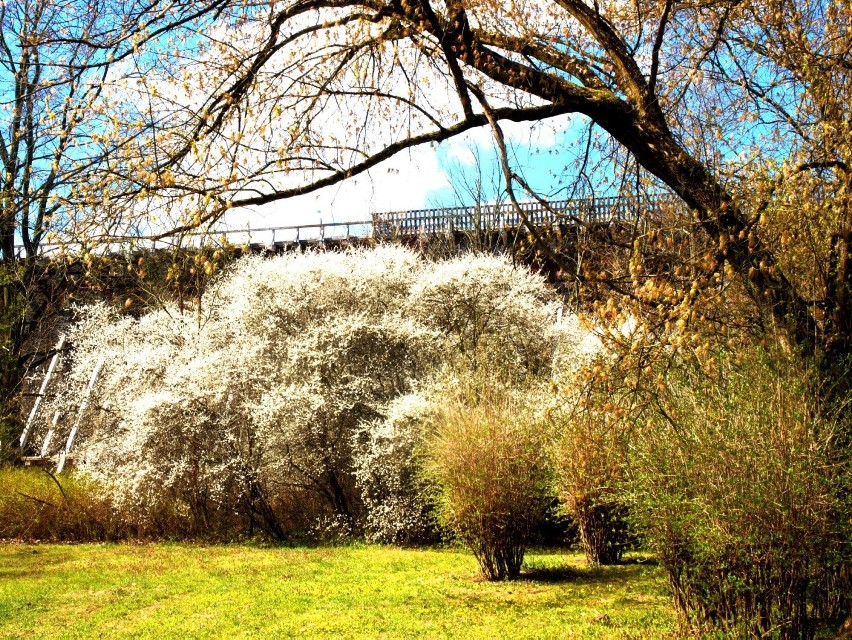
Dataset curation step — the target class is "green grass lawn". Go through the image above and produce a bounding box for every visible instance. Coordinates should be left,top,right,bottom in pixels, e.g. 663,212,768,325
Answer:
0,544,675,639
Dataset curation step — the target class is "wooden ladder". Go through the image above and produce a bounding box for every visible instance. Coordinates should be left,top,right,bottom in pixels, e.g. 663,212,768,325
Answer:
18,336,105,473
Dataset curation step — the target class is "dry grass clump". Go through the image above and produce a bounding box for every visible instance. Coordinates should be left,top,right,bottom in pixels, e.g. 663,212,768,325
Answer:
0,467,128,541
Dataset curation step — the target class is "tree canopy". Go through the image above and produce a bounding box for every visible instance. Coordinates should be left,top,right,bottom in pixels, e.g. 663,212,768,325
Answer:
0,0,229,442
92,0,849,366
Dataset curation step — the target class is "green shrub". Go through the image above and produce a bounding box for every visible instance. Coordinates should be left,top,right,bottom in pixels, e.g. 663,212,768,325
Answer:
626,347,850,638
425,379,553,580
0,466,128,541
550,383,633,565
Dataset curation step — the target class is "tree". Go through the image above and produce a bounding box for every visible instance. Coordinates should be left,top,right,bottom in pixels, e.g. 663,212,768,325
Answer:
718,0,851,368
105,0,848,386
0,0,228,452
102,1,849,628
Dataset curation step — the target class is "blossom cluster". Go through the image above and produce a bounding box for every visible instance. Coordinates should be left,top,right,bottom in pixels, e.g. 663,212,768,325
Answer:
46,246,594,538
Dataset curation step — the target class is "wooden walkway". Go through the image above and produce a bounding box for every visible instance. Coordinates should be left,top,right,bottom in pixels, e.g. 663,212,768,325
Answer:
160,192,680,254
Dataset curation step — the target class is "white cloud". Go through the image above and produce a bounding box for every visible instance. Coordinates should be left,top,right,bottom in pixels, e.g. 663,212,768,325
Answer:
220,143,448,241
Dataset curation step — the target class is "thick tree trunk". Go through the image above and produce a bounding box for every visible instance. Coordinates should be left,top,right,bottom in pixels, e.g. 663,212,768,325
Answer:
825,177,852,372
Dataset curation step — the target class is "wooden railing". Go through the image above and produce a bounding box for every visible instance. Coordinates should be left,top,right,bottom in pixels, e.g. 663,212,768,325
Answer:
371,193,680,237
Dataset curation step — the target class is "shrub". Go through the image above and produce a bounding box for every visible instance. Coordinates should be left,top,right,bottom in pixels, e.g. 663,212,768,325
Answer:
61,249,441,538
425,378,553,580
626,347,850,637
550,362,634,566
40,247,570,541
545,315,635,566
407,256,559,378
352,392,438,544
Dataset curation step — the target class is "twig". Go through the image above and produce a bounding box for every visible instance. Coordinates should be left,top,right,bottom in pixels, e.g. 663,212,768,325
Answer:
15,491,57,509
41,468,67,500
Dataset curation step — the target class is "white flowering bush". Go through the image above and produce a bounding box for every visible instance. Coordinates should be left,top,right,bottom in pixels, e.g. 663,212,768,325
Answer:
407,257,559,377
47,246,583,540
352,392,437,543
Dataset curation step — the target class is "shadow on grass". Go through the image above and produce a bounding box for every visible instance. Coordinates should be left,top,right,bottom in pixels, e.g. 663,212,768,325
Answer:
0,546,73,580
518,565,582,583
520,555,660,585
617,555,659,566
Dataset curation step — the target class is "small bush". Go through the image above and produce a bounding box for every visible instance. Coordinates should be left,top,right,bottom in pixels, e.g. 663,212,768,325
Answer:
627,347,850,637
550,377,633,565
425,378,553,580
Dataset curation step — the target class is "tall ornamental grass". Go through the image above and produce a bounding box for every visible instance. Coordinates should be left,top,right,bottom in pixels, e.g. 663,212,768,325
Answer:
425,378,554,580
550,386,633,566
